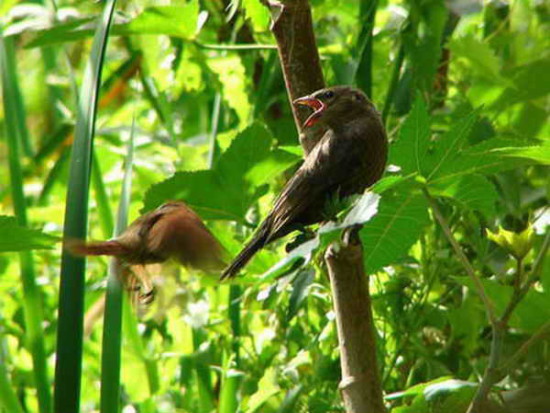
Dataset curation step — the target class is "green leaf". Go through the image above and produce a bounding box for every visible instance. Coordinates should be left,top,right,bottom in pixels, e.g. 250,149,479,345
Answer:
494,59,550,108
361,184,430,274
26,3,200,48
450,34,503,82
492,140,550,165
120,3,199,39
424,379,477,413
287,268,315,322
425,109,479,181
320,192,380,234
432,174,498,217
245,367,281,412
389,95,431,176
143,122,297,221
431,137,534,182
513,290,550,333
0,216,58,252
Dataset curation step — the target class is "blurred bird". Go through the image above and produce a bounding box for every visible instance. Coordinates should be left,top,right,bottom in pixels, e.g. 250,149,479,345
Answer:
221,86,387,280
68,201,225,302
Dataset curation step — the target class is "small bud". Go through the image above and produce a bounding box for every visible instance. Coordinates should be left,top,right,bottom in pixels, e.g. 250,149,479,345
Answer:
486,226,534,260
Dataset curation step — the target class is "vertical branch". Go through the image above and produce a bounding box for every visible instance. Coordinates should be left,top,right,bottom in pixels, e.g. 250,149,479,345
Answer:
325,229,386,413
264,1,386,411
263,0,326,154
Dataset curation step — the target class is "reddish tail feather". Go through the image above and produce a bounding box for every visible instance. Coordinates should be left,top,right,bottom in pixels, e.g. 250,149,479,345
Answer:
66,240,127,257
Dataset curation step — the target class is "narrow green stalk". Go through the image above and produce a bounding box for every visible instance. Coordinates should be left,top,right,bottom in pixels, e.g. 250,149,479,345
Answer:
53,1,118,411
382,43,405,124
208,93,222,167
218,285,242,412
0,315,25,413
2,36,33,157
355,0,379,98
100,123,135,413
0,32,52,413
122,300,160,396
92,151,115,239
228,285,241,366
192,327,215,413
218,354,240,413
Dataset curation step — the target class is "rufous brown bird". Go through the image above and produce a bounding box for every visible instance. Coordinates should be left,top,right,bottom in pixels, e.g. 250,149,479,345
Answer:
221,86,387,280
68,201,225,301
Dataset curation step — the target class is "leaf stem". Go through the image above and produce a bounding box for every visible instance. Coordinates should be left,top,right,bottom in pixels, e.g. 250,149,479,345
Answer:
422,187,497,324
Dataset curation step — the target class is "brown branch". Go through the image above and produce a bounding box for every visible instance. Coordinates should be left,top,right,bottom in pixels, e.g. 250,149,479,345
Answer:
263,0,326,155
264,2,385,411
325,228,386,413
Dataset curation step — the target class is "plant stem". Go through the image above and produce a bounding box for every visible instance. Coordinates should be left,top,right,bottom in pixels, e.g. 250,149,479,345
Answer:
381,44,405,125
325,227,386,413
423,187,497,324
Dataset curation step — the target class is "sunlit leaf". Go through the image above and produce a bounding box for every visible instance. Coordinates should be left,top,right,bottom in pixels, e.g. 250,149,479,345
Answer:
143,122,296,221
450,34,503,82
432,174,498,217
0,216,58,252
389,95,431,176
425,109,479,180
361,184,429,273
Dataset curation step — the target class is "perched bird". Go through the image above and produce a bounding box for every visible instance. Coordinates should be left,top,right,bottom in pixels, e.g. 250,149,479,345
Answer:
221,86,388,279
68,201,225,301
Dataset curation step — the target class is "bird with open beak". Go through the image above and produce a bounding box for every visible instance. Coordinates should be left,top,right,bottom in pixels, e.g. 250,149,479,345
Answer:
221,86,387,280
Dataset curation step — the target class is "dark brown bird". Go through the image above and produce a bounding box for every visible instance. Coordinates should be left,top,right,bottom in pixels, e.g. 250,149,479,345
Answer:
68,201,225,300
221,86,387,279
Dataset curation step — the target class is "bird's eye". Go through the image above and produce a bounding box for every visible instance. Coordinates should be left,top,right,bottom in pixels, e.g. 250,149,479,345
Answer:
322,90,335,99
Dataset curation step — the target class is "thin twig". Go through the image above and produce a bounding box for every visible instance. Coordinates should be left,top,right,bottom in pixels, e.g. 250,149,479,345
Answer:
500,320,550,374
422,187,497,324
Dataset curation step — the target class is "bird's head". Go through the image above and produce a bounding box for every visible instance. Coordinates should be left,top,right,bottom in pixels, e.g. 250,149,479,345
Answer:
293,86,375,129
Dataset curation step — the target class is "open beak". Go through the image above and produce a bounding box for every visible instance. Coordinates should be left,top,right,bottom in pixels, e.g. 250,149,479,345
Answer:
293,96,325,128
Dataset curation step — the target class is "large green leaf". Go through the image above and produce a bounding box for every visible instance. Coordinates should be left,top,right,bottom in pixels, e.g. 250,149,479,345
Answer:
0,216,59,252
450,34,503,82
26,3,199,48
143,122,299,220
361,184,430,273
120,3,199,39
424,110,480,181
494,59,550,108
432,174,498,217
431,137,536,183
389,95,431,176
492,139,550,165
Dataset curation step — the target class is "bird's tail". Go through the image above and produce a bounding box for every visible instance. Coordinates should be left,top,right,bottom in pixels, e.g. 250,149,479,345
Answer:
66,239,126,257
220,224,270,280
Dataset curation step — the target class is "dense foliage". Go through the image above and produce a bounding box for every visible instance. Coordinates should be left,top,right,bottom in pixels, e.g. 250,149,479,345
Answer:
0,0,548,412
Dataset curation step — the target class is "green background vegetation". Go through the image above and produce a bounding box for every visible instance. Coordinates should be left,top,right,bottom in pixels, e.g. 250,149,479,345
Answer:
0,0,548,412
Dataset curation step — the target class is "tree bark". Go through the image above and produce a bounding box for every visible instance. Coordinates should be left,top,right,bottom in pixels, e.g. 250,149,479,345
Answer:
265,2,386,411
325,229,386,413
264,0,326,155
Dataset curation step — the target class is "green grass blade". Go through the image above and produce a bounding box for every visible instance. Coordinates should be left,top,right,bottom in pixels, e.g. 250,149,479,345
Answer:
354,0,379,98
0,315,25,413
382,43,405,124
100,121,135,413
92,151,115,238
122,299,160,396
192,327,215,413
0,31,52,413
2,35,33,157
53,0,118,411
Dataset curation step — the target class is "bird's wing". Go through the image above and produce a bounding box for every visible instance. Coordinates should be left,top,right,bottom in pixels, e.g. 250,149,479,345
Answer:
267,130,365,240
